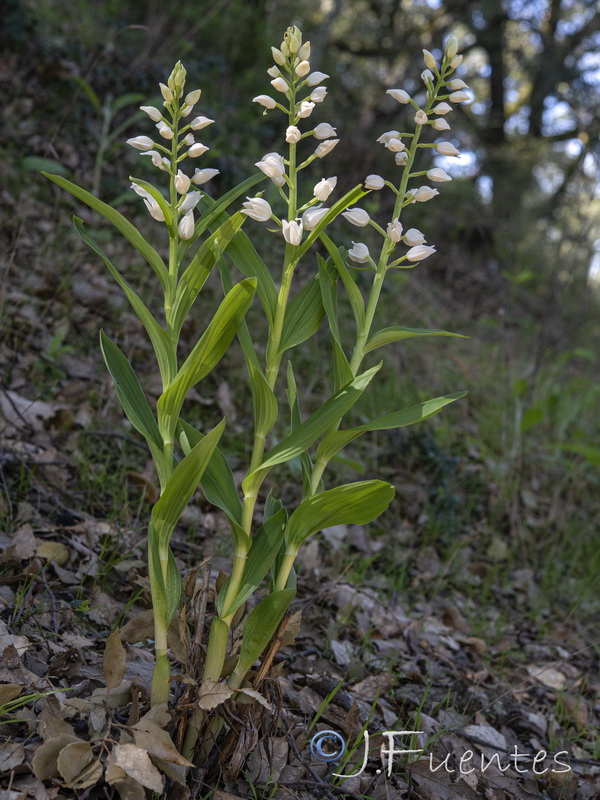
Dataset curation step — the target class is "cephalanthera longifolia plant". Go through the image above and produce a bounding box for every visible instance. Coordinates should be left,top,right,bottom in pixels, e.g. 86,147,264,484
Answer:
44,25,469,753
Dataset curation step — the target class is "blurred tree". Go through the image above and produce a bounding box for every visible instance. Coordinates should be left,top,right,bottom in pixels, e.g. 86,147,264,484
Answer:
279,0,600,306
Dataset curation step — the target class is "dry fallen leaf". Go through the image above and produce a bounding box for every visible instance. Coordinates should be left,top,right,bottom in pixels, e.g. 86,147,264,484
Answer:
238,687,273,710
56,741,103,789
112,743,164,792
31,734,82,780
526,664,567,691
36,540,70,567
105,763,147,800
0,683,22,704
0,742,25,772
197,678,234,710
0,621,30,656
103,628,127,690
132,721,194,767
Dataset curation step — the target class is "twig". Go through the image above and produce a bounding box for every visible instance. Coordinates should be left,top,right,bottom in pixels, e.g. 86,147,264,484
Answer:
285,726,339,800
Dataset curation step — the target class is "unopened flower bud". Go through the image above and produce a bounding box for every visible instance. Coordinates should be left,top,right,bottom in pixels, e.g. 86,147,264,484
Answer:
179,191,202,213
387,89,410,104
242,196,272,222
296,60,310,77
307,71,328,86
178,211,195,240
310,86,327,103
159,83,173,103
427,168,452,182
436,141,460,156
282,219,303,245
407,244,436,261
140,150,167,170
189,143,209,157
271,77,289,94
286,31,300,54
450,55,463,69
421,69,434,86
314,176,337,201
298,41,311,61
445,35,459,59
313,122,337,139
140,106,162,122
348,242,370,263
126,136,154,151
298,101,315,118
432,118,451,131
191,116,214,130
271,46,286,66
253,94,277,110
180,106,193,118
342,207,370,227
157,124,174,140
315,139,339,158
175,169,191,194
286,125,301,144
433,102,453,115
423,50,437,70
377,130,400,144
386,138,406,153
193,168,220,184
403,228,426,246
395,151,408,166
387,218,403,242
267,66,281,79
184,133,195,146
414,110,428,125
364,174,384,190
449,90,470,103
280,40,290,57
256,152,286,183
302,205,329,230
448,79,468,90
144,198,165,222
185,89,201,106
414,186,439,202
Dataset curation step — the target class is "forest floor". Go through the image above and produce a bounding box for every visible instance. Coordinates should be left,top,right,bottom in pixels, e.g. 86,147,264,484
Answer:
1,178,599,800
1,38,600,800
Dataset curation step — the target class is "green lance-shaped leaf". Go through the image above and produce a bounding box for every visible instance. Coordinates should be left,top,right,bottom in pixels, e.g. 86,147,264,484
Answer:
151,418,226,547
148,536,183,629
364,326,468,354
100,331,162,449
286,480,395,550
171,211,247,336
217,508,288,618
157,278,256,444
197,189,278,324
278,275,325,354
318,255,353,391
148,533,182,628
76,219,175,384
316,392,468,464
129,177,173,232
229,589,295,688
177,419,243,527
249,362,278,439
99,331,171,487
296,185,367,260
286,361,315,495
242,363,382,496
320,233,365,330
42,172,169,292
